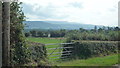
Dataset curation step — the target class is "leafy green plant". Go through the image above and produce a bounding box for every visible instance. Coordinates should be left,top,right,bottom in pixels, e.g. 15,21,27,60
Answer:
10,2,29,65
62,40,118,59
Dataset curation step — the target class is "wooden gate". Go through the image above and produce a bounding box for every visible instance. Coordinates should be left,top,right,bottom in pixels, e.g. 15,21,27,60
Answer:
26,42,74,61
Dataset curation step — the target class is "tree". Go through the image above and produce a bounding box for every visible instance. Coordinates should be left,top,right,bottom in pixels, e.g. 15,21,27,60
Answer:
37,31,43,37
30,30,37,37
94,26,97,32
79,28,86,32
114,27,120,31
98,28,103,32
25,33,30,37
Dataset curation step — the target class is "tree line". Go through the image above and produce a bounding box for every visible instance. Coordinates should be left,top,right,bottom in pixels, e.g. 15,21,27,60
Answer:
25,29,66,37
25,26,120,41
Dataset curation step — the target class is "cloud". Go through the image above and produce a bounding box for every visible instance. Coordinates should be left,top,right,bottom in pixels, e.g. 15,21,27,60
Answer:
20,0,119,26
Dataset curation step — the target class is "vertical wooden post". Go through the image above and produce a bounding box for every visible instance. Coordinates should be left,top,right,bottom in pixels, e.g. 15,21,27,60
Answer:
0,1,2,68
2,2,10,66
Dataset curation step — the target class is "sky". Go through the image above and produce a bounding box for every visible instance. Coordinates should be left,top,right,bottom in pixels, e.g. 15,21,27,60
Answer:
20,0,119,26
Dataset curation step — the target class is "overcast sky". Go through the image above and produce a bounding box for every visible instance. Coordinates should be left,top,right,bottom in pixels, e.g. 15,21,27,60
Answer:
20,0,119,26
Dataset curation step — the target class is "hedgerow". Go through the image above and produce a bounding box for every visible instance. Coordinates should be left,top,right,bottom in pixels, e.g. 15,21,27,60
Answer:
62,41,118,59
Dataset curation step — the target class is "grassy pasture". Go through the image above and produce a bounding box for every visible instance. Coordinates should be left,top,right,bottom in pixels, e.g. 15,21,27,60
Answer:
27,37,65,44
56,54,118,66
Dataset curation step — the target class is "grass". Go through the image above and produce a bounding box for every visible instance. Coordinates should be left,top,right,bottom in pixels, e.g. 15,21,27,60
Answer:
26,37,65,44
27,37,66,61
56,54,118,66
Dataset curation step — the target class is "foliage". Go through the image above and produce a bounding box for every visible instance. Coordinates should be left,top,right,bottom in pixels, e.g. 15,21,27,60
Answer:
25,32,30,37
30,30,37,37
65,27,120,41
62,41,118,59
27,43,48,66
26,29,66,37
25,27,120,41
10,2,29,65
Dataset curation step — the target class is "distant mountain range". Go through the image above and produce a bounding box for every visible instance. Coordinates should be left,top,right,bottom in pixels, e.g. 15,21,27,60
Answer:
23,21,103,30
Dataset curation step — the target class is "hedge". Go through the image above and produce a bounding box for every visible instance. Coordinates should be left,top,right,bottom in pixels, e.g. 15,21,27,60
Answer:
62,41,118,59
27,42,48,66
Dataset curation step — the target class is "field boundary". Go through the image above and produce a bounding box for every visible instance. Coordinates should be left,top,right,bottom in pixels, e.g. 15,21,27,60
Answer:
27,40,118,61
27,41,73,46
72,40,119,43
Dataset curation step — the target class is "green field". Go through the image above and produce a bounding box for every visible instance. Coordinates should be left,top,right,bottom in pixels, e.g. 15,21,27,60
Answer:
56,54,118,66
27,37,65,44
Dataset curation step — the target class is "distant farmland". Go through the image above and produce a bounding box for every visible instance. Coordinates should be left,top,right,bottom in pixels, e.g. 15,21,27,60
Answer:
27,37,65,44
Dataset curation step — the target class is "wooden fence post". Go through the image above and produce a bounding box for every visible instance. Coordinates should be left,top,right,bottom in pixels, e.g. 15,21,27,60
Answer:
2,2,10,66
0,1,2,68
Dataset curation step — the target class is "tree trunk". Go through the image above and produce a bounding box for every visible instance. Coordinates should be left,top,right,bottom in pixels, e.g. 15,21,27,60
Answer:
0,2,2,68
2,2,10,66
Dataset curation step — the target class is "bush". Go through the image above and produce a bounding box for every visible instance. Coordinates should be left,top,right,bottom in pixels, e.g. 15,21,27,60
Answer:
10,2,29,65
26,42,48,66
62,41,118,59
